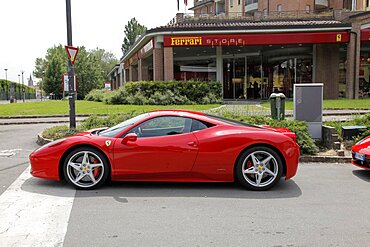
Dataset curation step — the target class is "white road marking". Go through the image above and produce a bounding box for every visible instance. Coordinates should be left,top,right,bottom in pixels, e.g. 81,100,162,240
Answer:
0,166,75,246
0,149,22,157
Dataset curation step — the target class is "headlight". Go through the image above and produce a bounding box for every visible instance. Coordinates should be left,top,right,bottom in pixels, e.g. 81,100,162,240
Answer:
33,138,67,153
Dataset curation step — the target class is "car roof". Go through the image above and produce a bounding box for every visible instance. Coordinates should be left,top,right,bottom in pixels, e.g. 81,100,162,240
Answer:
149,110,206,117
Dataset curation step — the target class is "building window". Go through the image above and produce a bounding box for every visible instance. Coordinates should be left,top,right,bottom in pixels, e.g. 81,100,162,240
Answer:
230,0,234,8
277,4,282,13
306,5,310,13
238,0,241,5
263,8,268,16
210,5,213,13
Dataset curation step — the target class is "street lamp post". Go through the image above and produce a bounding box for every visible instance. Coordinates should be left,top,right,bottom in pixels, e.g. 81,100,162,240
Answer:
4,69,8,100
21,71,25,102
18,74,20,101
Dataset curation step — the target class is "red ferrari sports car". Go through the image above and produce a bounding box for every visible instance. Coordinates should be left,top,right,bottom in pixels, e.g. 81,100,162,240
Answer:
352,136,370,170
30,110,300,190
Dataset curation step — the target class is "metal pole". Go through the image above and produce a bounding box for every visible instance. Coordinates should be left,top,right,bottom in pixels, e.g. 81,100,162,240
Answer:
4,69,8,100
66,0,76,129
21,71,25,102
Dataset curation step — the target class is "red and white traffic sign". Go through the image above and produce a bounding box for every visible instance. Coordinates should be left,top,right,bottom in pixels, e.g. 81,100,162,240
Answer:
65,46,79,65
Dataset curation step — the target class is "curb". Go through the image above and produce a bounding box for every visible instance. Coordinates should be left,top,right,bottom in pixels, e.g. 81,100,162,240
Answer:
299,155,351,163
37,133,52,146
0,114,107,119
0,120,74,125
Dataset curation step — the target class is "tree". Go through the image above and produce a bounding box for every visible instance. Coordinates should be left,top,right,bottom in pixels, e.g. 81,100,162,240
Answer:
122,18,146,53
34,45,118,99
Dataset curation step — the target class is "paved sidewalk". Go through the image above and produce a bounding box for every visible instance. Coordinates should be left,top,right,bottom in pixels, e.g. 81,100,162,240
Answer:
0,107,369,125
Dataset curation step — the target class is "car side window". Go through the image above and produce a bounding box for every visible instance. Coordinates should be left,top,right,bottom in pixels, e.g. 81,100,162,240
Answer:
128,116,192,138
190,119,214,132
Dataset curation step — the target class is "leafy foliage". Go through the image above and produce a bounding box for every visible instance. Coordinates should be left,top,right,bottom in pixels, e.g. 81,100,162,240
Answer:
42,125,81,140
34,45,118,99
0,79,36,100
220,114,318,154
326,113,370,142
42,113,137,140
86,80,223,105
122,18,146,53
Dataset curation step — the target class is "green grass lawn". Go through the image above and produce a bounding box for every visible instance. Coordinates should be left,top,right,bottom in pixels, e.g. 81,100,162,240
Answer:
0,100,220,116
261,98,370,110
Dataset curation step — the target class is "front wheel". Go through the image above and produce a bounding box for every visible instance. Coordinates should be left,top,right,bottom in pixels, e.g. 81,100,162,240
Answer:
235,146,283,191
63,147,109,190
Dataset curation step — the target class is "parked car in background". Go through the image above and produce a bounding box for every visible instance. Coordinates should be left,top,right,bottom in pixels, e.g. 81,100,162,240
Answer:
352,136,370,170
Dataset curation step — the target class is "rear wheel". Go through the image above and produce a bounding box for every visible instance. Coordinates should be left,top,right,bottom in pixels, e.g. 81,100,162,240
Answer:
235,146,283,191
63,147,109,190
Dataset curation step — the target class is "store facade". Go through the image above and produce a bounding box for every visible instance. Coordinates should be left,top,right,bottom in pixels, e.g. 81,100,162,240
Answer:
117,12,370,100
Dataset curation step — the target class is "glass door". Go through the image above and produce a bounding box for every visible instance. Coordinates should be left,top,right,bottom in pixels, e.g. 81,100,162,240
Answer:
223,55,264,99
246,56,264,99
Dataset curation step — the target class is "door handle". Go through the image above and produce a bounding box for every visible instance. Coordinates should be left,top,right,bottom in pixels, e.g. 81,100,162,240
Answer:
187,141,198,147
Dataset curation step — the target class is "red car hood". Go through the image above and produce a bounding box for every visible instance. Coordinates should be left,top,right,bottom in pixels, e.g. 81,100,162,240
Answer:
261,125,297,142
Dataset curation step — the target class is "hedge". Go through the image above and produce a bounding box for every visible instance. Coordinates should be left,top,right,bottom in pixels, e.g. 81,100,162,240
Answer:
85,80,223,105
325,113,370,143
0,79,36,100
218,114,319,154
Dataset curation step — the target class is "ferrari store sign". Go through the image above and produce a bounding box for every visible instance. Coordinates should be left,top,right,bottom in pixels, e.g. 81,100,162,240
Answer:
163,32,350,47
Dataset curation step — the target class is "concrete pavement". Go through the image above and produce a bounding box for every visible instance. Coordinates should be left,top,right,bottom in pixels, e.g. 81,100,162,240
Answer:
0,108,368,125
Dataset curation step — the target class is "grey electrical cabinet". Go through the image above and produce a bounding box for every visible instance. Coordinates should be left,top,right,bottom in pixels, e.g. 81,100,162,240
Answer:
293,83,323,139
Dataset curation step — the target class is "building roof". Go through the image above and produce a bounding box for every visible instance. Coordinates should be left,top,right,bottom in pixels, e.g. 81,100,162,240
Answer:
122,19,351,63
148,19,350,33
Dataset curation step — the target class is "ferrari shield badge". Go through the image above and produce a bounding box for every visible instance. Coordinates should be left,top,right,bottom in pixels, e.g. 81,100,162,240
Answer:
105,140,111,147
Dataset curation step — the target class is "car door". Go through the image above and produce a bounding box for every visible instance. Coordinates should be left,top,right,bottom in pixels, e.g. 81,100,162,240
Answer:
113,116,199,176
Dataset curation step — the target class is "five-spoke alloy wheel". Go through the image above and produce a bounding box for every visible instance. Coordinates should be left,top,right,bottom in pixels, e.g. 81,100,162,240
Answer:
236,146,283,191
63,147,109,190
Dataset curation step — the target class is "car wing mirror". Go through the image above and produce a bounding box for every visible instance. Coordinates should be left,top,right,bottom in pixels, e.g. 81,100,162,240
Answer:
121,133,138,144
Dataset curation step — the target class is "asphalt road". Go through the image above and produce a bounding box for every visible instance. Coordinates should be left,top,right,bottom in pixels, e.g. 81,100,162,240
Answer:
0,124,370,246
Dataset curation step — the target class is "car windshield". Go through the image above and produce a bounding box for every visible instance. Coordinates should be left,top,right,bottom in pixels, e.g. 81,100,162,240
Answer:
98,113,150,137
206,114,261,128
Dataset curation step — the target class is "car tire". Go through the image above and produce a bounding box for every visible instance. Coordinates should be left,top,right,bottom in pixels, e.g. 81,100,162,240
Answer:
235,146,283,191
63,147,109,190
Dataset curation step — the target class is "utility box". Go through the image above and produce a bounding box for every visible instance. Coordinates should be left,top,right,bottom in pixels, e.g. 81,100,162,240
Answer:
342,126,367,140
294,83,323,139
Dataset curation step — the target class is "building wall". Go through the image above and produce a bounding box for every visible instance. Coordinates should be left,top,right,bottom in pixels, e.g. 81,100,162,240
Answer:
314,44,340,99
229,0,243,14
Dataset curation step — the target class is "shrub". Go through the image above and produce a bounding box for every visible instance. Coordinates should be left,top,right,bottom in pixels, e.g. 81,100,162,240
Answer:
42,125,81,140
80,112,136,130
220,115,318,154
85,89,113,102
325,113,370,142
86,80,222,105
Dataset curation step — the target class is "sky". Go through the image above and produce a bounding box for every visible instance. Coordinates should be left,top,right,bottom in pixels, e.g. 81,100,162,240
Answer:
0,0,193,83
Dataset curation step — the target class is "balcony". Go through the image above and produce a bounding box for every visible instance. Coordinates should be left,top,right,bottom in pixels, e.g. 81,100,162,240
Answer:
245,1,258,13
315,0,329,10
192,0,214,8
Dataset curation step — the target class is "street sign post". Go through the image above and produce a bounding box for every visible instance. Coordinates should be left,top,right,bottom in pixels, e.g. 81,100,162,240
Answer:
65,0,77,130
